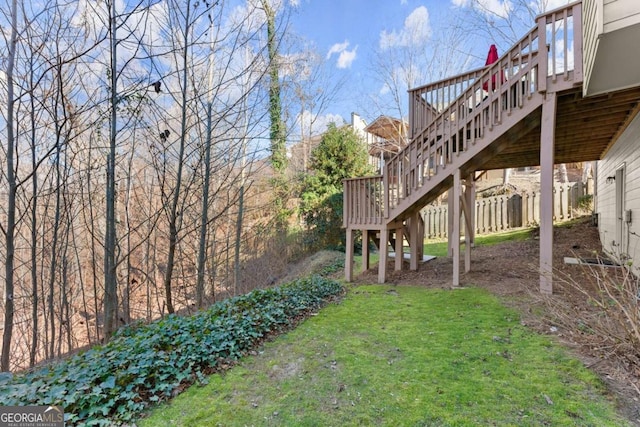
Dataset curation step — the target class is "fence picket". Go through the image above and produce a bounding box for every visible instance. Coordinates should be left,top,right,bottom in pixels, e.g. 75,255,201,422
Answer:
421,182,591,239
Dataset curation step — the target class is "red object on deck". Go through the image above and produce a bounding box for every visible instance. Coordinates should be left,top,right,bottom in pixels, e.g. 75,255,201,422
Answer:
485,44,499,66
482,44,503,91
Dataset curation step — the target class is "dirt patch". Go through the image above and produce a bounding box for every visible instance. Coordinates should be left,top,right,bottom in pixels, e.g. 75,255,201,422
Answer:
270,357,305,380
352,217,640,424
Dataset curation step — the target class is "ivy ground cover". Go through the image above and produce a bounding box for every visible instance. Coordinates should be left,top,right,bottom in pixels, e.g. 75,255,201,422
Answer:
141,285,629,426
0,276,343,426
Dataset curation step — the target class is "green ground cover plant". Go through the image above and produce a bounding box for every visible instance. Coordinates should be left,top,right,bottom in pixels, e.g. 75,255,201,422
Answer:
0,276,343,426
140,285,628,426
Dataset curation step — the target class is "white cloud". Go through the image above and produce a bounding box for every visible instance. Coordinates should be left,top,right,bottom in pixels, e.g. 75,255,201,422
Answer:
315,113,346,132
451,0,512,19
326,40,357,69
326,41,349,59
337,47,357,69
297,110,345,136
379,6,431,50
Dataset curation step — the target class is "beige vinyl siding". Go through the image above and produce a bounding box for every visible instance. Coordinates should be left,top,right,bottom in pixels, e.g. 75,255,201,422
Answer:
597,113,640,267
583,0,602,97
604,0,640,33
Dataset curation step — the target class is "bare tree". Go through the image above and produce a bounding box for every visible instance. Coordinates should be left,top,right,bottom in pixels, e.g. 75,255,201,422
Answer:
1,0,20,372
366,6,472,122
284,43,346,173
0,0,283,371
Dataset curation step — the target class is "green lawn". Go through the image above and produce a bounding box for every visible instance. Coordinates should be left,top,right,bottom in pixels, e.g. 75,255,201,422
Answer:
140,285,627,426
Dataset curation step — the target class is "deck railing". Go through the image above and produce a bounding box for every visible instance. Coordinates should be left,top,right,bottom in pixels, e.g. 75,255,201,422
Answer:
344,1,582,229
408,67,486,140
343,175,386,228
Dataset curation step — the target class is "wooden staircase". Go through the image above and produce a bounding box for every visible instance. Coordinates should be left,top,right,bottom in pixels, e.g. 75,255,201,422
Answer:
343,1,640,289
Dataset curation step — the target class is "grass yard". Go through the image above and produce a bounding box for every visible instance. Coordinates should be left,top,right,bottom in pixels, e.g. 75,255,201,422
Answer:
354,227,532,271
140,285,628,426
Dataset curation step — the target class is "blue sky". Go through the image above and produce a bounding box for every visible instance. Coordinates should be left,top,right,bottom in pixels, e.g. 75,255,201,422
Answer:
288,0,571,130
290,0,450,124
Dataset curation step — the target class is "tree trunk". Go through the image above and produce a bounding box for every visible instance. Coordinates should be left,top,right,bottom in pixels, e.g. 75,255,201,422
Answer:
196,26,215,309
263,0,288,231
163,0,193,314
47,144,62,358
234,184,245,293
2,0,18,372
28,54,39,368
104,0,119,339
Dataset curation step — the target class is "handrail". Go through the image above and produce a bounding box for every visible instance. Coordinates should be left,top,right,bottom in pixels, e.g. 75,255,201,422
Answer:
409,66,487,95
408,67,485,140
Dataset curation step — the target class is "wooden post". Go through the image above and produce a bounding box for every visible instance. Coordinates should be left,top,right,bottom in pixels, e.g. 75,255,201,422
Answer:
345,228,354,282
362,229,370,272
409,212,421,271
452,170,461,287
395,227,403,271
468,174,476,247
378,227,388,284
537,14,548,94
461,176,474,273
572,3,583,82
417,214,425,261
447,188,454,256
540,93,557,294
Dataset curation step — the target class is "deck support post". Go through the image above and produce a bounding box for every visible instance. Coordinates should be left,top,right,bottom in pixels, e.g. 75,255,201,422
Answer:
409,212,421,270
362,229,370,272
452,169,462,287
447,189,454,256
461,175,475,273
540,93,557,294
465,174,476,247
395,226,403,271
418,214,425,261
345,228,354,282
378,227,389,284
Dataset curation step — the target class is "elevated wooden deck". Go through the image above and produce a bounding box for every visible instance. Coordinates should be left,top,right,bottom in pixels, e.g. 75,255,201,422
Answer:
343,1,640,292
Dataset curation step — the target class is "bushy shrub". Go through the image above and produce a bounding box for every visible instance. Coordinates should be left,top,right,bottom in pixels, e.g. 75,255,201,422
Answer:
0,276,343,426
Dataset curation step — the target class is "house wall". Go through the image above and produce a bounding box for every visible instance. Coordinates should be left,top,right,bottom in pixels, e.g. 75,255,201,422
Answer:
596,112,640,265
583,0,601,96
583,0,640,96
351,112,368,140
603,0,640,33
350,112,382,171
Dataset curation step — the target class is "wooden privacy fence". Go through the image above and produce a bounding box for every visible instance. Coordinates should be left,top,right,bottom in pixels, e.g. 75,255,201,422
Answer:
422,182,591,239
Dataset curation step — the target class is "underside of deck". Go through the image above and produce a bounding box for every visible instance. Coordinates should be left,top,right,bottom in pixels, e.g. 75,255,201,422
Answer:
476,86,640,171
